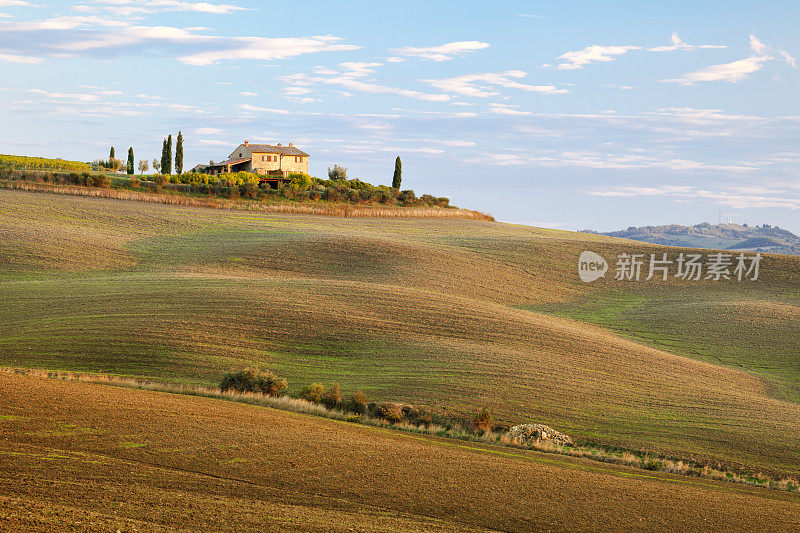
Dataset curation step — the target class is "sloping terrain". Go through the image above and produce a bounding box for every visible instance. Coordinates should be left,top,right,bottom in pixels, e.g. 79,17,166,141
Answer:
2,373,799,532
1,189,799,477
600,222,800,255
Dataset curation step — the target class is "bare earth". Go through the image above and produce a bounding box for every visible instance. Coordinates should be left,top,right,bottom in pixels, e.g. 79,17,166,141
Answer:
1,373,799,532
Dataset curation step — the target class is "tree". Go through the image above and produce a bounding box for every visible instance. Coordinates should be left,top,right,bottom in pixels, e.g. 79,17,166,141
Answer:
392,156,402,189
327,164,347,181
107,157,122,172
109,147,115,160
160,139,166,175
138,159,148,175
152,157,161,174
164,134,172,175
175,130,183,175
127,147,134,175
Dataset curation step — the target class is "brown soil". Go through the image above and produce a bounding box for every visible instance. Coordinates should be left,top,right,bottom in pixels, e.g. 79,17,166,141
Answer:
1,373,798,532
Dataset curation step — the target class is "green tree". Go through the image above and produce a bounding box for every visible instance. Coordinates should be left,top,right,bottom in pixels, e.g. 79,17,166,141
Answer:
327,164,347,181
392,156,402,189
175,130,183,175
164,134,172,175
109,146,115,160
127,147,134,175
160,139,167,175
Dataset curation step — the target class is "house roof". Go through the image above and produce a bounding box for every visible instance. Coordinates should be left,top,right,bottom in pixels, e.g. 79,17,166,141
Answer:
212,156,251,167
237,143,309,157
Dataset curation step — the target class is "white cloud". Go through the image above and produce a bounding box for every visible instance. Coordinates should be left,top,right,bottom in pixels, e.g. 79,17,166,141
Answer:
390,40,489,62
488,103,531,116
778,49,797,68
425,70,567,97
238,91,257,96
237,104,291,114
180,35,360,66
73,1,247,16
557,44,641,70
195,127,222,135
280,72,450,102
662,35,776,85
339,61,382,76
0,0,38,6
0,50,41,63
198,139,231,146
649,32,726,52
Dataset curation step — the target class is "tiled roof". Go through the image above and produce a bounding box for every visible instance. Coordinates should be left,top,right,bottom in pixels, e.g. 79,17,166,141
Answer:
213,157,251,167
238,144,309,157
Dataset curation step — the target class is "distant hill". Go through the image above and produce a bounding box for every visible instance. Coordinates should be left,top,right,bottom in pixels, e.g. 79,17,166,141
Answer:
595,222,800,255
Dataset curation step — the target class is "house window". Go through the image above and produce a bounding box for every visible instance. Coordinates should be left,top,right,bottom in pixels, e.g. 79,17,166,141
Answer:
239,153,242,157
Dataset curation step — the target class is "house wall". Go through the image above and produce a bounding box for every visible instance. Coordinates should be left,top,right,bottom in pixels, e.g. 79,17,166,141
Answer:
228,144,309,176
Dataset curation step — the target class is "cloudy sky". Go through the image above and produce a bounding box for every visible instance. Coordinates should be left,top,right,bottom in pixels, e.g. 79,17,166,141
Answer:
1,0,798,232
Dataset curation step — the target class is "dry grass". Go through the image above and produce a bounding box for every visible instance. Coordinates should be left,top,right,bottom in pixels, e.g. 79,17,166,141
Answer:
5,367,797,494
0,180,494,220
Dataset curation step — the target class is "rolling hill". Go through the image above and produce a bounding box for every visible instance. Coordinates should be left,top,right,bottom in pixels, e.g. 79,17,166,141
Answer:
598,222,800,255
1,188,800,482
2,372,799,531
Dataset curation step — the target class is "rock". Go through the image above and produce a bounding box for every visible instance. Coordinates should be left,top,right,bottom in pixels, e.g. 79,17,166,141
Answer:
508,424,573,447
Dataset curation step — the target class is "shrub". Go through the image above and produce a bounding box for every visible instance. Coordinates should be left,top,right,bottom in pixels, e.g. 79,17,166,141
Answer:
152,174,167,190
347,391,368,414
243,181,259,197
321,382,342,408
219,369,288,396
472,408,493,433
129,178,141,188
301,382,325,403
377,402,403,423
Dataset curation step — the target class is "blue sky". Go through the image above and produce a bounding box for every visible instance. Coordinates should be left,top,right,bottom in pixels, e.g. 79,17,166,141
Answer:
1,0,798,232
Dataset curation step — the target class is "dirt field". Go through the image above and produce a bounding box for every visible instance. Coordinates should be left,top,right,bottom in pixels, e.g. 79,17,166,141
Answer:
1,189,799,477
2,372,799,532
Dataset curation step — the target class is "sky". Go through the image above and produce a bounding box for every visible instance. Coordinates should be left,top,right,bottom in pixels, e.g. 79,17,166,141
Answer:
1,0,798,233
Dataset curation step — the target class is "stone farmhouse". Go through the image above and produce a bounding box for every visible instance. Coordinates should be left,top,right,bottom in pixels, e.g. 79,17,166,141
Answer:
193,140,309,185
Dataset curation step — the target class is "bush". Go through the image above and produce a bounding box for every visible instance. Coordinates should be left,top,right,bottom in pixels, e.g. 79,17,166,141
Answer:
347,391,368,414
220,369,288,396
377,402,403,423
322,382,342,408
301,382,325,403
152,174,167,190
472,408,493,433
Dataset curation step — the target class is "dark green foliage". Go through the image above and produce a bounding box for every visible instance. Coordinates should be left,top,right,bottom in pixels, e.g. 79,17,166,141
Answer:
392,156,402,189
219,369,288,396
164,134,172,175
160,139,167,177
127,147,134,175
175,131,183,175
109,147,114,160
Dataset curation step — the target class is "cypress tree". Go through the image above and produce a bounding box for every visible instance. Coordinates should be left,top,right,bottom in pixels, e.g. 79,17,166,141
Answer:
392,156,402,189
175,131,183,175
160,139,167,175
127,147,134,175
109,146,115,160
164,134,172,175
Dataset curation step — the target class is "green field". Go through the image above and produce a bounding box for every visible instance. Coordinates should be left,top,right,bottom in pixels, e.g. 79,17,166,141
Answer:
2,188,800,476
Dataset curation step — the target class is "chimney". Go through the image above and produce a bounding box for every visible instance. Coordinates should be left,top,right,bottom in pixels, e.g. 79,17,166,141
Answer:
289,142,293,147
244,140,249,146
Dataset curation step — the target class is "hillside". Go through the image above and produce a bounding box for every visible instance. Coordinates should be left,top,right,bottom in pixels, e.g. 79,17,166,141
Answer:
2,372,799,531
599,223,800,255
1,188,800,480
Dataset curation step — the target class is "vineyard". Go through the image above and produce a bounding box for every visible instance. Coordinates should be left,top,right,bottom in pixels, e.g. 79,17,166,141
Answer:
0,154,90,172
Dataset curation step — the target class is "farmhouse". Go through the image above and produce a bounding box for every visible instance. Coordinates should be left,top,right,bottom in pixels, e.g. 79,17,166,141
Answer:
194,140,309,185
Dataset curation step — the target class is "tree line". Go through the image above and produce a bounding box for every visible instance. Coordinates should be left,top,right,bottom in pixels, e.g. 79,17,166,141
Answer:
105,131,183,176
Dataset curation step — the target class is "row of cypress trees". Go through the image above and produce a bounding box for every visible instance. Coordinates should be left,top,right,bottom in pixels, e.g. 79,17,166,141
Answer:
160,131,183,175
109,131,183,176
